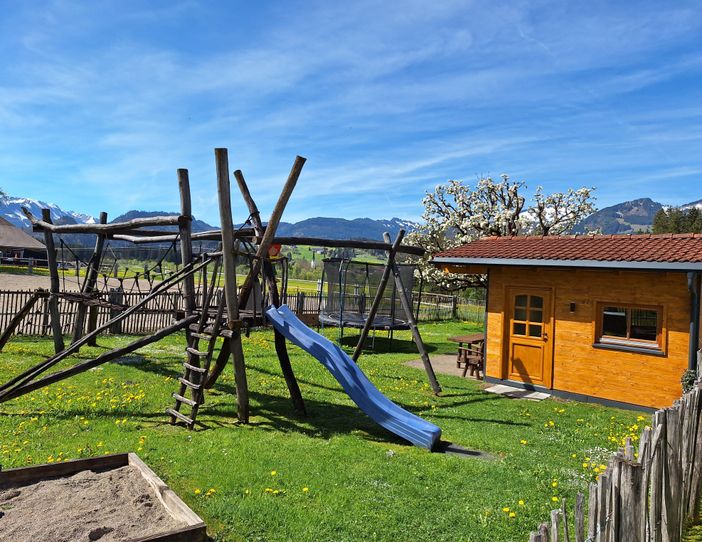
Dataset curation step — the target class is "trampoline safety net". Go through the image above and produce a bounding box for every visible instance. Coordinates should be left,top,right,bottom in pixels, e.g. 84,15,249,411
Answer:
319,258,419,330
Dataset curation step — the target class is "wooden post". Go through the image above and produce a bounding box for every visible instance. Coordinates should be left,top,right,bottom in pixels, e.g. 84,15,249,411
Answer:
230,168,306,414
72,212,108,346
352,229,404,362
382,232,441,394
42,209,64,354
178,169,196,319
575,493,585,542
215,148,249,423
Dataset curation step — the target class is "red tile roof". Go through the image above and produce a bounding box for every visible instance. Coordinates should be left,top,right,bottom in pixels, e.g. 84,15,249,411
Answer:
433,234,702,265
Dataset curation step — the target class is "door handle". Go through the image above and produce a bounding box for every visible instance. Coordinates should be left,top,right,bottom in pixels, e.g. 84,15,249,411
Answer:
543,332,548,341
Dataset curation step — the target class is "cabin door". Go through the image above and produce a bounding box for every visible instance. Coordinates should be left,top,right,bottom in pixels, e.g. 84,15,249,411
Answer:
505,288,553,387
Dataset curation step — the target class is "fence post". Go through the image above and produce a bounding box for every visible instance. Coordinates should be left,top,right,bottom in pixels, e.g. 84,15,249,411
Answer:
296,291,305,316
450,296,457,319
108,288,124,334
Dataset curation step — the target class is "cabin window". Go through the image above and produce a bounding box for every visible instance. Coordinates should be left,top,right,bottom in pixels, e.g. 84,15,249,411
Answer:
596,303,662,351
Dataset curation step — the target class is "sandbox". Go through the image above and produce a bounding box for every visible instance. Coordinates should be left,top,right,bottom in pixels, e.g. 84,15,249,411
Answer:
0,453,206,542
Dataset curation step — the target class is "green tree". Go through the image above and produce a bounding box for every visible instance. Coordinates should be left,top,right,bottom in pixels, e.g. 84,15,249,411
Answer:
652,209,670,234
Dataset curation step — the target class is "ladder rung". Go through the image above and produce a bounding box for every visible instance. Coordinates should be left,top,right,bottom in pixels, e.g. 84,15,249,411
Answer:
190,332,211,340
183,362,207,374
178,377,201,390
186,346,208,357
172,393,197,407
166,408,194,426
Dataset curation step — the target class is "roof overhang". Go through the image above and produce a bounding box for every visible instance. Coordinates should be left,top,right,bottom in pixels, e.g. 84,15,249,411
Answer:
431,256,702,273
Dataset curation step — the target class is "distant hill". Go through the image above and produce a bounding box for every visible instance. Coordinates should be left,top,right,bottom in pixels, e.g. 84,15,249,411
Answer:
110,210,214,233
573,198,664,234
276,217,418,240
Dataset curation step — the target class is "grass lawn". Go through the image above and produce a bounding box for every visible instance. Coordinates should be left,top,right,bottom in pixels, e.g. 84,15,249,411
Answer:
0,321,646,541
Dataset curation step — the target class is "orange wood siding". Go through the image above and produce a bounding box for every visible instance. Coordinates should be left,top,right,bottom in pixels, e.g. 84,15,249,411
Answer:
484,267,690,409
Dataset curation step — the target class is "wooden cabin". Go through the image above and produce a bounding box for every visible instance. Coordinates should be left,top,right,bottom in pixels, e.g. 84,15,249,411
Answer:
433,234,702,409
0,217,46,261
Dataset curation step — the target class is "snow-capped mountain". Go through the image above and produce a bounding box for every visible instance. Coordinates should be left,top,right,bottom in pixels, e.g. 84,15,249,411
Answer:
681,199,702,211
0,196,96,230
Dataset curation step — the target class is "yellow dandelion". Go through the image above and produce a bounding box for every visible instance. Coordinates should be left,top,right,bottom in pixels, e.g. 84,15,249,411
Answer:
270,470,277,476
194,488,202,495
518,500,525,506
509,511,517,518
502,507,510,513
302,487,309,493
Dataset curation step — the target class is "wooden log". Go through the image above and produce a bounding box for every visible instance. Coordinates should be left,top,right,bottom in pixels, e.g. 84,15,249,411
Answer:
609,455,622,542
178,169,196,319
575,493,585,542
72,212,108,345
112,227,258,244
352,229,405,362
238,156,305,309
232,169,306,414
0,290,41,351
0,315,198,402
41,209,65,354
383,232,441,394
215,148,248,423
24,207,183,233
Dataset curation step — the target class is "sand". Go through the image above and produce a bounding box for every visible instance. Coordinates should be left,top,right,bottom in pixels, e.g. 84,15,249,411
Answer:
0,465,187,542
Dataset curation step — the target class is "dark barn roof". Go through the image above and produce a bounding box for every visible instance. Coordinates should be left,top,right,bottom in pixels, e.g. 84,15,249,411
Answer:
0,217,46,251
432,234,702,272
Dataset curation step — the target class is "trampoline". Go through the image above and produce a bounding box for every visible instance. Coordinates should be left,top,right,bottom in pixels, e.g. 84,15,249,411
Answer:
318,258,422,339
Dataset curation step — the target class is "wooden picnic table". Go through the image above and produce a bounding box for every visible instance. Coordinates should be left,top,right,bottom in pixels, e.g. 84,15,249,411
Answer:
448,333,485,378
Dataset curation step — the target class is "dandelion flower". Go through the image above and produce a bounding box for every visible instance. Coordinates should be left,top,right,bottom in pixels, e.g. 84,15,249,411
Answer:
518,500,525,506
509,511,516,518
270,470,277,476
551,496,559,502
194,489,202,495
302,487,309,493
502,507,510,513
520,439,528,445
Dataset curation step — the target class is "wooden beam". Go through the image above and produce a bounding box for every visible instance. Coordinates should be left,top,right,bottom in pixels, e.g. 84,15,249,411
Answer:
383,232,441,394
111,227,258,244
233,169,306,415
215,148,249,423
352,229,405,362
23,207,183,233
41,208,65,354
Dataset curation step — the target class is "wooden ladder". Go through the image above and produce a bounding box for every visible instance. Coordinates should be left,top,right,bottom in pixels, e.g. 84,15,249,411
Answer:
167,258,226,429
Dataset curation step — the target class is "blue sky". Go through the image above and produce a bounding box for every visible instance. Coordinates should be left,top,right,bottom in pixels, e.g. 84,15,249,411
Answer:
1,1,701,224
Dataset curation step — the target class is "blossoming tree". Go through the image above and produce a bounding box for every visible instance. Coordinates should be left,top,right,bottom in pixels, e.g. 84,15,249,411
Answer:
406,175,595,291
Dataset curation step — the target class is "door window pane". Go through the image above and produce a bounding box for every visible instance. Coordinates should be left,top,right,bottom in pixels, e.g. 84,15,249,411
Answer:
530,296,543,309
514,307,527,321
530,309,543,323
528,324,542,337
602,307,627,338
515,295,528,307
513,322,526,335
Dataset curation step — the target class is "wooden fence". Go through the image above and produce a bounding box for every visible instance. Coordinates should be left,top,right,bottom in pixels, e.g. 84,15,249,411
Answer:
0,288,480,338
528,383,702,541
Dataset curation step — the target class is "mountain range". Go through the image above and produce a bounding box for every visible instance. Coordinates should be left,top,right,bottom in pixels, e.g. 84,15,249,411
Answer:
2,194,701,244
0,196,419,245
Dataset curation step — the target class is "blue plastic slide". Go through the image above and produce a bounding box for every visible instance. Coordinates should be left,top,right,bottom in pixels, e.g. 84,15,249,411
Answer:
265,305,441,450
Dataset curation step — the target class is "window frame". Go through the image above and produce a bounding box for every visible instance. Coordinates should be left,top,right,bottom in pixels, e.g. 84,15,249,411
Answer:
594,302,665,354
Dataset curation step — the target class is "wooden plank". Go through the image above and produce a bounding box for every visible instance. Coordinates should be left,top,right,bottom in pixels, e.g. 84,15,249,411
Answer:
663,405,682,542
588,482,598,542
688,388,702,520
561,498,570,542
620,460,643,542
575,493,585,542
0,453,128,486
178,169,196,320
551,509,560,542
650,412,666,542
595,473,609,542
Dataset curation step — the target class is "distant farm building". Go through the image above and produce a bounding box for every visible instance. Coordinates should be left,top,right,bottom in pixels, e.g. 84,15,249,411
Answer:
0,217,46,260
433,234,702,409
